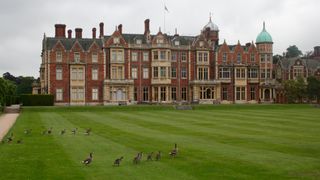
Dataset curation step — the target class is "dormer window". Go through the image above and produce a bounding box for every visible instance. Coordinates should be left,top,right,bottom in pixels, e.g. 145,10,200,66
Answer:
174,41,180,46
74,52,80,63
237,53,241,64
113,37,120,44
136,39,142,45
222,53,227,63
157,39,164,44
56,51,62,62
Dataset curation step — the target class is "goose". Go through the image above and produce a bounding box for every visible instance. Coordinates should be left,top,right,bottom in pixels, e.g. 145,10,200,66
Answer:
133,152,142,164
147,152,153,161
82,152,93,166
7,133,13,143
60,129,66,135
71,128,78,135
113,156,124,166
24,129,32,135
47,127,53,134
84,128,91,135
169,143,178,157
155,151,161,161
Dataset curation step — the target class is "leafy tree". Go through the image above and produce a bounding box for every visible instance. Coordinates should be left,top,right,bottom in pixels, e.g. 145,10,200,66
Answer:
3,72,35,96
273,54,283,64
3,72,20,84
0,77,17,107
286,45,302,58
284,80,297,103
307,76,320,103
16,76,35,95
295,76,307,103
283,76,307,103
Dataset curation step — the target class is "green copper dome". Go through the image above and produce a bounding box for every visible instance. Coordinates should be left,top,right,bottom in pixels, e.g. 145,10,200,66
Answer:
256,22,273,43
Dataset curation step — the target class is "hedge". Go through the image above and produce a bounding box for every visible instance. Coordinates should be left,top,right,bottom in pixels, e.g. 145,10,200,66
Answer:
20,94,54,106
1,95,19,106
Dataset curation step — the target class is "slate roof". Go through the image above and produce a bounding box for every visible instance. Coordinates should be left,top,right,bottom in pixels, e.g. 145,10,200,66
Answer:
279,57,320,70
44,37,103,51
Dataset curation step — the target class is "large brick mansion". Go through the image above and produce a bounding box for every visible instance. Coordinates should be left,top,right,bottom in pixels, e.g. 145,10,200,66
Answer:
40,18,276,105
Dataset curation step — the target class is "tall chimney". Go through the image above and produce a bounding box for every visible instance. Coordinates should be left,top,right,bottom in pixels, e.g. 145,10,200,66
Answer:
67,29,72,39
92,28,96,39
144,19,150,35
75,28,82,38
118,24,122,34
55,24,66,38
99,22,104,38
314,46,320,57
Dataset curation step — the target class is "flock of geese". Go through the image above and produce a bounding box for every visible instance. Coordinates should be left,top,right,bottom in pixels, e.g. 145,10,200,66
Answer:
83,143,178,167
1,127,179,167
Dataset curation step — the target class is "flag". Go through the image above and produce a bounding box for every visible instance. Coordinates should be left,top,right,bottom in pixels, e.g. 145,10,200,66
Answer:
164,5,169,12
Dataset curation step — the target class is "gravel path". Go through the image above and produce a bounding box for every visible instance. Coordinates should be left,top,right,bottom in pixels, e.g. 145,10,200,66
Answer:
0,113,19,141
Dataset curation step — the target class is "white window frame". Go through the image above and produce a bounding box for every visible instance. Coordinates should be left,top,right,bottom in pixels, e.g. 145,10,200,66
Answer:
56,88,63,101
113,37,120,44
131,67,137,79
132,52,138,62
56,68,62,80
92,52,98,63
92,68,98,80
181,67,187,78
56,51,62,62
143,68,149,79
143,52,149,61
92,88,98,101
74,52,80,62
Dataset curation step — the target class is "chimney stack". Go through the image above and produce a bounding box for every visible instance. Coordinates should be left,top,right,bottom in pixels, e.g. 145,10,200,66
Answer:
99,22,104,38
67,29,72,39
92,28,96,39
314,46,320,57
75,28,82,38
118,24,122,34
144,19,150,35
55,24,66,38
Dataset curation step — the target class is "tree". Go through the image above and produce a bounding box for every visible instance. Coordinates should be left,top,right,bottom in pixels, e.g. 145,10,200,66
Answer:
273,54,283,64
286,45,302,58
16,76,35,95
0,77,17,107
295,76,307,103
284,80,297,103
3,72,20,84
307,76,320,103
283,76,307,103
3,72,35,95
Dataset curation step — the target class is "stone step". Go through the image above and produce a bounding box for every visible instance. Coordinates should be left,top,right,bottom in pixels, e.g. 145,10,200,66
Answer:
4,105,21,114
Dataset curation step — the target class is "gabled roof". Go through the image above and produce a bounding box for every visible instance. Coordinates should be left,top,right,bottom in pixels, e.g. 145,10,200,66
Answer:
45,38,103,51
279,57,320,70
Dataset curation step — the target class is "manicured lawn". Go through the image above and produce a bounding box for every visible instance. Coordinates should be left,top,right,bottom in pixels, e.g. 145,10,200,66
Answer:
0,104,319,179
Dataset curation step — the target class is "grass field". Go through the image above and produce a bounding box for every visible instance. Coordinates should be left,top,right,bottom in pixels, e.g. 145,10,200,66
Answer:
0,104,320,179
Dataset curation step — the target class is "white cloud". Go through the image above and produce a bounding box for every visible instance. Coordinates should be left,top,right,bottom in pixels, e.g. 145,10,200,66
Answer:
0,0,319,77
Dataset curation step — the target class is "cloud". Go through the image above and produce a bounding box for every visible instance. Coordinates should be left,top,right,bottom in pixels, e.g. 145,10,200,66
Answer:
0,0,319,77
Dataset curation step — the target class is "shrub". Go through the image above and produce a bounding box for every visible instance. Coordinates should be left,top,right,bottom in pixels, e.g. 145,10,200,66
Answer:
20,94,54,106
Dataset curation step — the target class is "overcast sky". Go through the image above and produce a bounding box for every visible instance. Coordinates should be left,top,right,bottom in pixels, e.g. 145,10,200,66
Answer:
0,0,319,77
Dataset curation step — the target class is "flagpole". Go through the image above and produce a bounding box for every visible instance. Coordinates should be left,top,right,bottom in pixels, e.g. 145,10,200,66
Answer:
164,3,166,33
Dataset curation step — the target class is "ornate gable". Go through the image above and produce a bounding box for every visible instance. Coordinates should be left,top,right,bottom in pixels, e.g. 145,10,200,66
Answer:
105,30,128,48
71,40,84,52
52,40,66,52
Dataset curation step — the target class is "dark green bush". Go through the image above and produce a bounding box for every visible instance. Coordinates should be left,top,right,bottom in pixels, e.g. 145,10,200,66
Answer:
20,94,54,106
